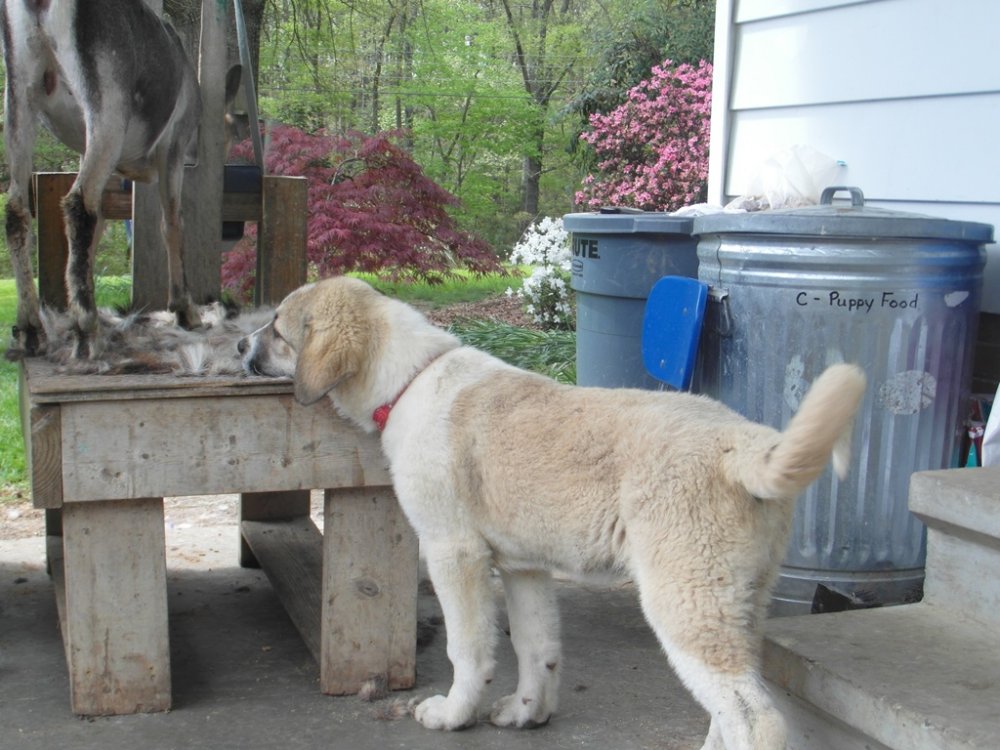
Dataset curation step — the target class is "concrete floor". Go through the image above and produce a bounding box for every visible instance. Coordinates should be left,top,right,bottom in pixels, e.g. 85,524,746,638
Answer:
0,520,708,750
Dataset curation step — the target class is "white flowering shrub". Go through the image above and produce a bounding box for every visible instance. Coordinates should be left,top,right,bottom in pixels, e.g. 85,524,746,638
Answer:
508,217,575,330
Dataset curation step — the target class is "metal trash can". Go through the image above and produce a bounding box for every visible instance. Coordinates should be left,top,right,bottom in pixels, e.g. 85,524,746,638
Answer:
564,209,697,389
693,187,993,615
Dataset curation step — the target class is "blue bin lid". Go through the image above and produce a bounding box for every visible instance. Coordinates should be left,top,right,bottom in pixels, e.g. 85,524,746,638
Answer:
563,208,694,236
693,186,994,243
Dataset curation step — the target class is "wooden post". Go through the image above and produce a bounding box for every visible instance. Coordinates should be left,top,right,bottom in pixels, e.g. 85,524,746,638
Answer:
134,0,230,308
240,174,310,566
33,172,75,310
131,191,166,309
320,486,418,694
256,175,309,305
181,0,228,304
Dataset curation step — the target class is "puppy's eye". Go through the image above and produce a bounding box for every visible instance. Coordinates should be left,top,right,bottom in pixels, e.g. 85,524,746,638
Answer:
273,324,295,349
270,315,284,341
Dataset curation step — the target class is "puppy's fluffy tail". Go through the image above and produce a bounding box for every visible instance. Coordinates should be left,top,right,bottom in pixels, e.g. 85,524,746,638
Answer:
741,364,866,501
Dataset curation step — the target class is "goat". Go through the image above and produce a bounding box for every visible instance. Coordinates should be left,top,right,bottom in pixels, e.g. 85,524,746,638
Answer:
1,0,242,358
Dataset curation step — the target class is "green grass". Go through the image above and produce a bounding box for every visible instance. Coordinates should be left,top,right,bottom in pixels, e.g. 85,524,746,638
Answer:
353,268,524,308
0,270,575,498
0,279,24,494
0,362,22,495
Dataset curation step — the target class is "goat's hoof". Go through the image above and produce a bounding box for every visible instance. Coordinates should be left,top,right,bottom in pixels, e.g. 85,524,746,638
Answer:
10,324,46,358
70,325,102,361
72,338,91,360
173,306,203,331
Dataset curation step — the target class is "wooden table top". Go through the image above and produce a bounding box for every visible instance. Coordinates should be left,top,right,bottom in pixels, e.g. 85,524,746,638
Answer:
21,358,294,404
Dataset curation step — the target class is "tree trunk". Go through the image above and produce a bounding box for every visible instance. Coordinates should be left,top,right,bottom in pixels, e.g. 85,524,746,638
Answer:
522,152,541,217
500,0,573,219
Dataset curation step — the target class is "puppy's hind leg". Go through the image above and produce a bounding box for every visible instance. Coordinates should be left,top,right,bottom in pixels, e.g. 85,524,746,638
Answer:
414,540,497,731
632,561,786,750
490,569,561,729
665,650,785,750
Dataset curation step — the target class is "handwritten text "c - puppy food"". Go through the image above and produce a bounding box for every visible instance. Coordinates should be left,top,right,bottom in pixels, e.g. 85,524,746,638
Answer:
795,291,919,314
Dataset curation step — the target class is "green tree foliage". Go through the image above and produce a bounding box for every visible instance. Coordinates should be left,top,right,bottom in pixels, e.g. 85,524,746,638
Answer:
566,0,715,170
0,1,714,267
254,0,619,248
394,2,541,249
494,0,589,219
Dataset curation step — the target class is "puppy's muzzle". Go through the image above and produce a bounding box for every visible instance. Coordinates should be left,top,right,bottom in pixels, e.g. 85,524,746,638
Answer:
238,335,264,375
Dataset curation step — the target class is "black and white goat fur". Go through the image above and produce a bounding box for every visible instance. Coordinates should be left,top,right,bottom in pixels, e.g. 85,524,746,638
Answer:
1,0,241,358
39,302,274,377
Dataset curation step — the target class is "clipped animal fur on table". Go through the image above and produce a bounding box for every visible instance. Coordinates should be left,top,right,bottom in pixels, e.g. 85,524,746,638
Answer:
24,303,274,377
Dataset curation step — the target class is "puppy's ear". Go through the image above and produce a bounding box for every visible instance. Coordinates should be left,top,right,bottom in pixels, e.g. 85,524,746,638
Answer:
293,317,365,405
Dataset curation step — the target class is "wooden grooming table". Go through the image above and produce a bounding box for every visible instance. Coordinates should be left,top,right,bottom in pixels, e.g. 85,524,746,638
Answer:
19,360,417,716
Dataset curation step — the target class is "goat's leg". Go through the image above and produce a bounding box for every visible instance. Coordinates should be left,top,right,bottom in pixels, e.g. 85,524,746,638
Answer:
61,187,101,359
63,128,121,359
159,149,201,330
3,78,45,356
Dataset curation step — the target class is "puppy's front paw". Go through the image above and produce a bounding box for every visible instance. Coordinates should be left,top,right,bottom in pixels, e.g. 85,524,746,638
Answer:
489,693,552,729
413,694,476,731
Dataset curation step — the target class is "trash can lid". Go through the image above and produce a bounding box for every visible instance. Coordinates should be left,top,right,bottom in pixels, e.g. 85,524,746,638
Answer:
693,186,994,243
563,208,694,236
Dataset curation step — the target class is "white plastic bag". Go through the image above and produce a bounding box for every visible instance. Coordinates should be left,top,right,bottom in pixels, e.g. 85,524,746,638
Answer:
726,145,843,212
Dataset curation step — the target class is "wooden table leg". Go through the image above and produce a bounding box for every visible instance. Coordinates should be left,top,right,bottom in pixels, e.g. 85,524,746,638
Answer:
58,498,171,715
44,508,62,576
320,486,418,695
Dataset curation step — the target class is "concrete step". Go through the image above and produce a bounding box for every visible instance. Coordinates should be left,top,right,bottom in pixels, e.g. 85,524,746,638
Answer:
762,467,1000,749
764,603,1000,750
909,467,1000,627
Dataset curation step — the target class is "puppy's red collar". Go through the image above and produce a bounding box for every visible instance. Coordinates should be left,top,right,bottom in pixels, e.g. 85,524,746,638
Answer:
372,352,449,432
372,394,405,432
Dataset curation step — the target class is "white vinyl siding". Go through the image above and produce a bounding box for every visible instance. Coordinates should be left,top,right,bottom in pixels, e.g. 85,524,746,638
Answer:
709,0,1000,309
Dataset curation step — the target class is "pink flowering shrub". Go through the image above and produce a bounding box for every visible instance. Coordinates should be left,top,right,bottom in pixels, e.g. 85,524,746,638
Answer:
221,126,502,302
575,60,712,212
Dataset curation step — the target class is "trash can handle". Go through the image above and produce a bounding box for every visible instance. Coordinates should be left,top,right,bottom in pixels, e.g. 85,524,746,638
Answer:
820,186,865,207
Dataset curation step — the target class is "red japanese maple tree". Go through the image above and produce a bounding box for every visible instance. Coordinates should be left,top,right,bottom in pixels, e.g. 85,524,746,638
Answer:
222,126,502,301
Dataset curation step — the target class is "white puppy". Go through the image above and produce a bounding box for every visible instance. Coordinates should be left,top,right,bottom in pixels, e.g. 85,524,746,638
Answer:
240,276,866,750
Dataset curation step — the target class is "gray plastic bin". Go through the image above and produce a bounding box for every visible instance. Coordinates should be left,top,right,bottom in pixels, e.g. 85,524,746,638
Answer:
564,210,697,389
693,187,993,614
